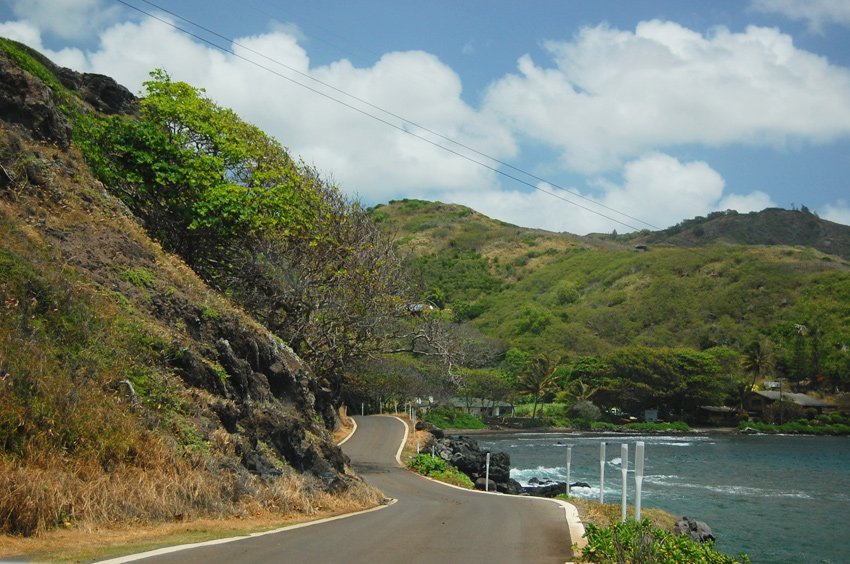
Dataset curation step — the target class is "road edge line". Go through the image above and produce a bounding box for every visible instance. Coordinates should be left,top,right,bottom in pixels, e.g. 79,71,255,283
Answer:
390,415,408,465
96,500,397,564
337,417,358,446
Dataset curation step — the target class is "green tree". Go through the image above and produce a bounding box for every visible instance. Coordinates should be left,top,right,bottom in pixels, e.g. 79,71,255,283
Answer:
742,338,775,391
518,354,562,418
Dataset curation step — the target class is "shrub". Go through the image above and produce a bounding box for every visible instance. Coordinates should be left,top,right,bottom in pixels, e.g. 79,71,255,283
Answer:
580,519,749,563
406,454,474,488
423,407,486,430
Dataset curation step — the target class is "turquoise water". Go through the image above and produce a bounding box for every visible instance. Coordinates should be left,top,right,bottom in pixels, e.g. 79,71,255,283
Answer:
475,432,850,563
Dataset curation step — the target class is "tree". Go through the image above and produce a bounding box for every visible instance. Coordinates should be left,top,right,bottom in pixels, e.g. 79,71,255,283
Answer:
518,354,562,419
742,338,775,391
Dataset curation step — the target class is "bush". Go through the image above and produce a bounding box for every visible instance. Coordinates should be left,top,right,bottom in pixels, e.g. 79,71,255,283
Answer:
580,519,749,563
423,407,486,429
568,400,602,423
406,454,474,488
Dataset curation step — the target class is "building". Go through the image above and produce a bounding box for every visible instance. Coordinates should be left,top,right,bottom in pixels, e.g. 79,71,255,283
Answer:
745,391,832,416
450,397,514,418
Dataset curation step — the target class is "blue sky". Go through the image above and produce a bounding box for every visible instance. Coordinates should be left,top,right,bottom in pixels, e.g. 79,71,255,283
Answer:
2,0,849,234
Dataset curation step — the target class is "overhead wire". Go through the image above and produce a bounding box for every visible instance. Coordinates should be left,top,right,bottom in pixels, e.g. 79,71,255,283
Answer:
115,0,660,233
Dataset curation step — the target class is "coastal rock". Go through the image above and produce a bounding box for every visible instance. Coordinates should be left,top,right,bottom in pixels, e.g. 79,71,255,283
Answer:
415,420,445,438
425,435,523,494
674,516,715,543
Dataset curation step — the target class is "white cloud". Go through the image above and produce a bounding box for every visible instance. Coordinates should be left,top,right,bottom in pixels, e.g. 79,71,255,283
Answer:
821,200,850,226
751,0,850,31
483,20,850,174
9,0,122,40
39,17,515,200
440,153,772,235
0,20,87,68
717,191,775,214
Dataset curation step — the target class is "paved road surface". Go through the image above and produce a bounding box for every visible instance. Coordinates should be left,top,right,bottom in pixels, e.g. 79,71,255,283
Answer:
130,416,573,563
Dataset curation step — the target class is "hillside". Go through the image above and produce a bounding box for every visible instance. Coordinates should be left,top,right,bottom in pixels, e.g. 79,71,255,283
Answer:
617,208,850,260
371,199,850,386
0,40,380,538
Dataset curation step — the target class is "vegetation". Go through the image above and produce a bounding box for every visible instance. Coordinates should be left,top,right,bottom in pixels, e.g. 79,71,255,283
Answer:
406,453,474,488
0,43,385,540
580,519,749,563
739,411,850,435
367,199,850,427
422,407,486,430
73,70,412,407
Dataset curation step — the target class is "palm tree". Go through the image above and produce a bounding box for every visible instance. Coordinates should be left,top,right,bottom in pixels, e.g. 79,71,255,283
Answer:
518,354,562,419
742,338,775,392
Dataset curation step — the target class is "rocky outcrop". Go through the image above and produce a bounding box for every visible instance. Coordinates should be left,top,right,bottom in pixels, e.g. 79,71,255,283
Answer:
674,516,715,543
426,435,523,494
0,51,71,148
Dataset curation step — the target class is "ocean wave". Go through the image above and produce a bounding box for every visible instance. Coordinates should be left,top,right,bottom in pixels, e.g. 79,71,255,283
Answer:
643,476,813,499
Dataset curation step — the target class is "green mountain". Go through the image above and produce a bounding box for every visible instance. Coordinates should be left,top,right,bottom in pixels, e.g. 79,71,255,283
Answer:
371,199,850,386
617,208,850,260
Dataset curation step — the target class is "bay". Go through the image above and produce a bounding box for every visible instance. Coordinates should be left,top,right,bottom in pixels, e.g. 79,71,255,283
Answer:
474,432,850,563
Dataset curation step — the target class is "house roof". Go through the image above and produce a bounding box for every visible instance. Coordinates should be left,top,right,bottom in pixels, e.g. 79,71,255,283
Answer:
751,391,831,408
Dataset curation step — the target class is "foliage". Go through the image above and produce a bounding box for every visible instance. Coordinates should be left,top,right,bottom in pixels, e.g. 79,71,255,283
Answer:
74,70,320,266
573,347,732,420
406,454,474,488
73,70,412,407
517,354,562,418
422,407,486,430
568,400,601,424
580,519,749,563
373,200,850,398
739,419,850,435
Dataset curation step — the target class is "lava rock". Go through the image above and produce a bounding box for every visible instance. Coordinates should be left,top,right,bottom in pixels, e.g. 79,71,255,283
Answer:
674,516,715,543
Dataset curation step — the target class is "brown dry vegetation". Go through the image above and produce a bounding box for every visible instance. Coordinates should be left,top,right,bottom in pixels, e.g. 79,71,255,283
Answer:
0,113,382,549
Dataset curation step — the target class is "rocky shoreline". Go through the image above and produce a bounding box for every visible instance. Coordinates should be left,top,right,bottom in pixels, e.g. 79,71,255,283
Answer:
419,424,716,544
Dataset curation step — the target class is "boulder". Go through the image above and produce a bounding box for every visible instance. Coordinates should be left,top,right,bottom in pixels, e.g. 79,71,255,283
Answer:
415,420,445,438
425,435,517,494
674,516,715,543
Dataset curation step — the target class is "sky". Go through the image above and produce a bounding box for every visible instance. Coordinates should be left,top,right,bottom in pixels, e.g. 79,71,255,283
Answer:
1,0,849,235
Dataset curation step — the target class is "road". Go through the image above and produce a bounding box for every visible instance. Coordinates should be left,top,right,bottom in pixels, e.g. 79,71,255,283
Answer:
126,416,574,563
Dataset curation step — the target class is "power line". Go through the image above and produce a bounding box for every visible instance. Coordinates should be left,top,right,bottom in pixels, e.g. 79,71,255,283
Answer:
114,0,656,233
137,0,660,232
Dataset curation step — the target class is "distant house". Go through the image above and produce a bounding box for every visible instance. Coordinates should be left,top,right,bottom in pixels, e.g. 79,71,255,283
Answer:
634,244,648,252
450,397,514,418
745,391,832,416
697,405,739,426
406,303,436,316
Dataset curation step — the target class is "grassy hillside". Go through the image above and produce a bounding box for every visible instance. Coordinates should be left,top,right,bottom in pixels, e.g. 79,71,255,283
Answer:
616,208,850,260
370,200,850,386
0,40,381,540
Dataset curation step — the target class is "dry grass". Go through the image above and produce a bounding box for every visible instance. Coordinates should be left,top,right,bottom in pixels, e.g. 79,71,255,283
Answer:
0,463,383,561
567,497,678,531
332,405,355,444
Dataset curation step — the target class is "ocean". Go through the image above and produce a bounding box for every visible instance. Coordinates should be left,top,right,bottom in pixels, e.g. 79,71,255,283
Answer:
473,432,850,563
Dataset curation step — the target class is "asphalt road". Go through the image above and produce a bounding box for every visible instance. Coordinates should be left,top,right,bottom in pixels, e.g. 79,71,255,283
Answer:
128,416,573,563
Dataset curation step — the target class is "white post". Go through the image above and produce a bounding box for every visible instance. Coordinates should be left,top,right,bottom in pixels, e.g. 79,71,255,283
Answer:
413,408,419,453
621,443,629,522
599,442,606,504
635,441,645,521
485,452,491,492
379,397,382,414
566,446,572,496
361,402,364,416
